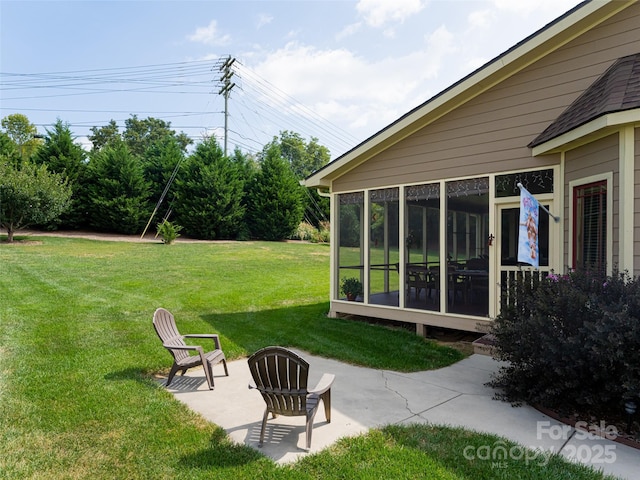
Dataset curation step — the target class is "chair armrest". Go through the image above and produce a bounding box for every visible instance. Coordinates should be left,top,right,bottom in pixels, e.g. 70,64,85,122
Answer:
162,343,202,352
309,373,335,396
183,334,222,349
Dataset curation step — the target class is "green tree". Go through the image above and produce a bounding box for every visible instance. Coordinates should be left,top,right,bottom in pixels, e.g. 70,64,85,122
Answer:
88,120,120,151
246,144,305,241
142,137,184,214
0,160,72,242
88,116,192,155
173,138,245,240
232,147,258,240
1,113,42,161
85,143,150,234
123,115,192,157
33,119,86,181
270,131,330,179
265,131,330,228
32,120,88,228
0,131,19,166
230,146,258,181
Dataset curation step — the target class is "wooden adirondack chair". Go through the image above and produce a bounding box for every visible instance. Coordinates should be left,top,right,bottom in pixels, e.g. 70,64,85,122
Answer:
153,307,228,390
247,346,335,450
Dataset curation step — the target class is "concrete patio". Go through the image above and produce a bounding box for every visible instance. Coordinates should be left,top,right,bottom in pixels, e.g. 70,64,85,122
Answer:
161,352,639,479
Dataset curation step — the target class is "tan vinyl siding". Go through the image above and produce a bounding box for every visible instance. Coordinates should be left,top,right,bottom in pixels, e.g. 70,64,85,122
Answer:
332,3,640,193
564,133,619,271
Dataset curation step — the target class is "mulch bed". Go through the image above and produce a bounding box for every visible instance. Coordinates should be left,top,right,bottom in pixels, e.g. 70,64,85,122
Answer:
475,335,640,450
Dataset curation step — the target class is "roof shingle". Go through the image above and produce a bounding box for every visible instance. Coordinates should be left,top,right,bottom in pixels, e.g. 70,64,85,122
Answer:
529,52,640,148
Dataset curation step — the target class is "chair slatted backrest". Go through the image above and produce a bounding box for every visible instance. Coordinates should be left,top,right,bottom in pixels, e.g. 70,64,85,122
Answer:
248,347,309,416
153,308,189,363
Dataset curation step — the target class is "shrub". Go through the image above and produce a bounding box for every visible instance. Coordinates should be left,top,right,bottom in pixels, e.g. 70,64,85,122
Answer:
340,277,363,300
489,269,640,419
293,221,330,243
0,160,72,242
294,221,316,241
156,219,182,244
314,220,330,243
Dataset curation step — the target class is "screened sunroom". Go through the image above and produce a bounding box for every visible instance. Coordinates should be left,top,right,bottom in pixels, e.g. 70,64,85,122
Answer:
304,1,640,334
332,169,556,332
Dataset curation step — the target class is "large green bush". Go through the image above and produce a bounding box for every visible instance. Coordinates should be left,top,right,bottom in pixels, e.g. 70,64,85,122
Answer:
246,144,304,241
85,142,151,234
489,269,640,419
172,138,245,240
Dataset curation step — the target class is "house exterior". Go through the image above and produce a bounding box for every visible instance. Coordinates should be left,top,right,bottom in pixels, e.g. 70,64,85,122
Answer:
304,0,640,334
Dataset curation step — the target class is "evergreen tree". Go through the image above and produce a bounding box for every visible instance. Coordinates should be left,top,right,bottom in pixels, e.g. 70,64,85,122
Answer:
85,142,150,234
173,138,245,240
264,131,330,228
246,144,304,241
232,147,258,240
142,137,184,218
32,119,88,228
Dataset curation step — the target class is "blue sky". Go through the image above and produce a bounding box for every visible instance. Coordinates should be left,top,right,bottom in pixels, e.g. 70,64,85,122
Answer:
1,0,582,158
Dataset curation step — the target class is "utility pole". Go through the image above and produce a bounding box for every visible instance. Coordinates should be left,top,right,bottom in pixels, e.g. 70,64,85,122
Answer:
217,56,236,156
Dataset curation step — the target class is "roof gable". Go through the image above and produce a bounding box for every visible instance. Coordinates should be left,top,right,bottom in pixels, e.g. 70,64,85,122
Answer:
304,0,636,189
529,52,640,148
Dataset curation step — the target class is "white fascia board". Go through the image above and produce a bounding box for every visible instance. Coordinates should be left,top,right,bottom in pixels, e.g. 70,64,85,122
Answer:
532,109,640,156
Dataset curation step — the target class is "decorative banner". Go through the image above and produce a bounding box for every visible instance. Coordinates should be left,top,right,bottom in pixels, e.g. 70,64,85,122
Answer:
518,186,540,268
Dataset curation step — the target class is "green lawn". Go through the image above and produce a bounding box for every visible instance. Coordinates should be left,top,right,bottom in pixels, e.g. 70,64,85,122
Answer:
0,235,616,479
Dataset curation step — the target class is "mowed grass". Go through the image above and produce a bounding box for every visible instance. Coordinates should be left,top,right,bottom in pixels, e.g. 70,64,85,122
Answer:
0,236,615,479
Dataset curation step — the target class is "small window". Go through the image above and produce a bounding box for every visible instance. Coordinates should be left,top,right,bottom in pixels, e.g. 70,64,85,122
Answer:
573,181,607,272
495,169,554,198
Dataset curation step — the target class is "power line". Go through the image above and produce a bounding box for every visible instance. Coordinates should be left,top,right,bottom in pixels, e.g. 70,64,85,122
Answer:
0,107,217,115
2,57,359,157
234,61,358,147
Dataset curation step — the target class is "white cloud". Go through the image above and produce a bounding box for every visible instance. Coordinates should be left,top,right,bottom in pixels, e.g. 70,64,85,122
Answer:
249,33,456,139
236,1,582,147
356,0,425,28
460,1,581,79
424,24,456,70
382,27,396,39
336,22,362,41
464,56,491,73
187,20,231,46
286,29,301,40
491,0,579,16
78,136,92,152
256,13,273,29
468,9,493,28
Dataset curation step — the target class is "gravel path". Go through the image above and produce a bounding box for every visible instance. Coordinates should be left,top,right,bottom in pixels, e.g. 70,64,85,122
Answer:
17,229,218,244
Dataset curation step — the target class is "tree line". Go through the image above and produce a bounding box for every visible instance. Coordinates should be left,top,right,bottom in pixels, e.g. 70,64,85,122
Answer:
0,113,330,243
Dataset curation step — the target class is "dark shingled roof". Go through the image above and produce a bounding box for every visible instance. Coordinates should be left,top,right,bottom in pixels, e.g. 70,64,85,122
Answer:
529,52,640,148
